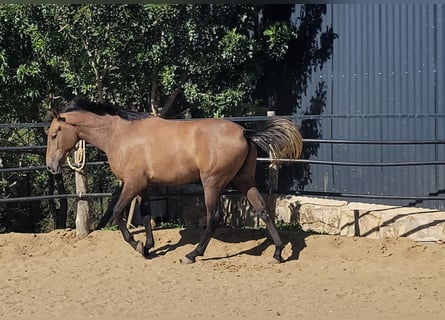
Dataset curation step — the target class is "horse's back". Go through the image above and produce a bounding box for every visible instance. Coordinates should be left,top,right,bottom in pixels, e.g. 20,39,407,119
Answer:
145,117,245,145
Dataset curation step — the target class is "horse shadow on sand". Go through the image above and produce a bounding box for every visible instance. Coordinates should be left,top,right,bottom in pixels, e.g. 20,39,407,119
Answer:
139,227,310,263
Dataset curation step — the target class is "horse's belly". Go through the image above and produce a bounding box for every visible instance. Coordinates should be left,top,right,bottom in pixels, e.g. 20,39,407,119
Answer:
149,161,200,185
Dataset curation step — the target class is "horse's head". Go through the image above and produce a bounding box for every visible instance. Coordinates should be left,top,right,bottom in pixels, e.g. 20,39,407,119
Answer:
46,111,79,175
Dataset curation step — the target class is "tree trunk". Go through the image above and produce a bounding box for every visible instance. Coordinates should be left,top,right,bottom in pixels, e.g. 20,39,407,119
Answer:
96,76,104,102
159,87,182,118
54,174,67,229
47,173,57,228
159,72,188,118
150,77,160,115
47,173,67,229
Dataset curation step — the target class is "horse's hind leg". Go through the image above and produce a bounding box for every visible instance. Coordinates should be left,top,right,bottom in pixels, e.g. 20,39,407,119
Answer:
232,145,284,263
182,179,224,264
113,182,145,256
246,187,284,263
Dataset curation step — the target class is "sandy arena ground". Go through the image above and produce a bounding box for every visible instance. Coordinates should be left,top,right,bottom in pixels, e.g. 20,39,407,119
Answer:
0,227,444,319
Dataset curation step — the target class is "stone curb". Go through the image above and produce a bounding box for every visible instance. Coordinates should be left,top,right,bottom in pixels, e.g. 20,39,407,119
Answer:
276,195,445,242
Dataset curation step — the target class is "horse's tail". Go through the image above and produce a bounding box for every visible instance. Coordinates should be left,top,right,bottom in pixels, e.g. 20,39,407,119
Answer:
244,117,303,162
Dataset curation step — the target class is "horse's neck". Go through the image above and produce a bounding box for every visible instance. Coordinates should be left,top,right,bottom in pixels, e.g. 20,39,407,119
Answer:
65,112,118,154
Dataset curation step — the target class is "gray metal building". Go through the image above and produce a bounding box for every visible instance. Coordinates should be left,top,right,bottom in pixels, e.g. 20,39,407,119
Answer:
298,4,445,209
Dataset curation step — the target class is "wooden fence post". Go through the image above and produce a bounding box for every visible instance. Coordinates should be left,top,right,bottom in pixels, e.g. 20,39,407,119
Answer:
267,110,278,223
267,162,279,223
75,167,91,239
68,140,91,239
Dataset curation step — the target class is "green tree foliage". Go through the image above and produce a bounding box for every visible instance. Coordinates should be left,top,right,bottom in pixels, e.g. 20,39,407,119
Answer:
0,5,54,232
256,4,337,115
0,4,336,232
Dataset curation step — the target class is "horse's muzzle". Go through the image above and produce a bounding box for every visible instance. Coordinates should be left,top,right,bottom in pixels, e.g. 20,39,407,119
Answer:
46,157,63,175
46,165,61,175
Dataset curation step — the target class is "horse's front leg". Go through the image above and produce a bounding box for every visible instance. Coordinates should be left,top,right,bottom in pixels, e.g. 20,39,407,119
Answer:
139,189,155,257
113,182,145,256
182,184,222,264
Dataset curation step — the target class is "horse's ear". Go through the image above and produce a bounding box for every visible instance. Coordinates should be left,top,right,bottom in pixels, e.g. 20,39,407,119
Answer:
47,109,66,122
46,109,58,121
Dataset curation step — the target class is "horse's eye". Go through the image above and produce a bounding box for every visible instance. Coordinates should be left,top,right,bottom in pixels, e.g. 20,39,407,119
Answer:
51,133,57,140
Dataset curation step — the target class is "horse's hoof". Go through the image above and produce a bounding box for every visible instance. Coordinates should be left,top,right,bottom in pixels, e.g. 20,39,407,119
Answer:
271,255,285,264
143,246,152,259
180,255,195,265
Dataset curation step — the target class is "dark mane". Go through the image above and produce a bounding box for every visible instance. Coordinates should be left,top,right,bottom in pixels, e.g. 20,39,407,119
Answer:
61,98,151,121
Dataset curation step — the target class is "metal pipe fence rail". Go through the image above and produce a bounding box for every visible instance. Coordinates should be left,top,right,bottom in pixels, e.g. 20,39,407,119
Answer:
3,138,445,153
3,158,445,175
4,188,445,205
2,115,445,205
3,112,445,129
0,193,113,204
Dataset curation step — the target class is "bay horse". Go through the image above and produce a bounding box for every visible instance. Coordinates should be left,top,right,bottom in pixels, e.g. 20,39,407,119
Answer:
46,99,303,263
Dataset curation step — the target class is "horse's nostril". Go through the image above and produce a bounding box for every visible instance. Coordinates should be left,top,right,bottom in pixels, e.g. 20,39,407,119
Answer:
46,166,52,172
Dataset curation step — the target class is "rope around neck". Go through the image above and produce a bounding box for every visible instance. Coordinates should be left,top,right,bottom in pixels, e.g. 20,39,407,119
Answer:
67,140,86,172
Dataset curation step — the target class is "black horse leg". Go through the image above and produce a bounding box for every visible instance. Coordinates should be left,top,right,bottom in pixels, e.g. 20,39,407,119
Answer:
139,189,154,257
246,187,284,262
259,210,284,262
182,187,221,264
113,183,144,255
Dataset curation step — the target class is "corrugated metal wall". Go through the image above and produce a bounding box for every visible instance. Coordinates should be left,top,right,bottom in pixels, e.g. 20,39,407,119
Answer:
298,4,445,209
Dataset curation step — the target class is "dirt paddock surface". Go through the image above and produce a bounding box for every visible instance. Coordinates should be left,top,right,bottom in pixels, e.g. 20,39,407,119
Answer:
1,228,445,320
